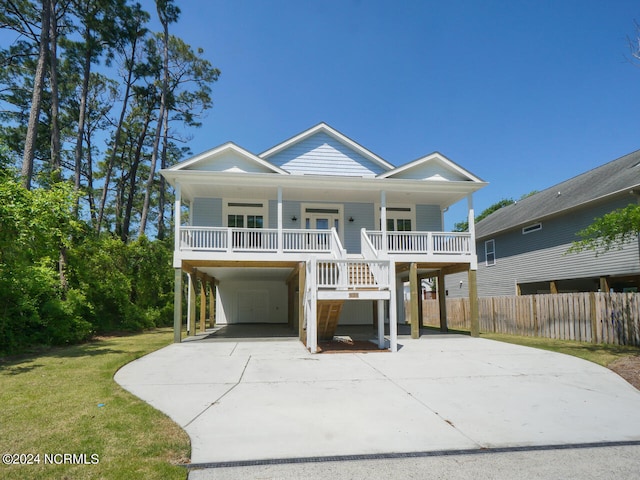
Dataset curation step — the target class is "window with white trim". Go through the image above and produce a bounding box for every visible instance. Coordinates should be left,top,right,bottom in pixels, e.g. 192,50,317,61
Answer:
377,205,415,231
224,201,267,248
485,239,496,266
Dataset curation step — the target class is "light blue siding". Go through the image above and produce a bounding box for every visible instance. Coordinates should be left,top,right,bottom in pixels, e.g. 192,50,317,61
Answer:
187,150,276,173
416,204,442,231
344,203,375,253
267,132,386,177
268,200,303,229
192,197,222,226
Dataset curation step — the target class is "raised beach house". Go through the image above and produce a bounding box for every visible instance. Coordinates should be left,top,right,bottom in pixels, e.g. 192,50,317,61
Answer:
161,123,487,352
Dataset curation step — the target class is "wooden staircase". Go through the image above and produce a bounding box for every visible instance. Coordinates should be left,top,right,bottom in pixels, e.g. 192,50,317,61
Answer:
316,300,344,340
347,262,377,289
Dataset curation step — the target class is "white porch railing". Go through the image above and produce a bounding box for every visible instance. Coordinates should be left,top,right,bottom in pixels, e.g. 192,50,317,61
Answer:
315,259,391,290
364,230,471,255
180,226,340,253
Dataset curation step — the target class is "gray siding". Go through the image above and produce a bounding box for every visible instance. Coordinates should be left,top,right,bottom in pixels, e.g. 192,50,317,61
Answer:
450,196,640,298
267,132,385,177
416,204,442,231
192,197,222,226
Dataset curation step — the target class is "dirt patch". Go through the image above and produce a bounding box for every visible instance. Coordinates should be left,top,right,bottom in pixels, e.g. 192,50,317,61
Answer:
608,355,640,391
318,337,388,354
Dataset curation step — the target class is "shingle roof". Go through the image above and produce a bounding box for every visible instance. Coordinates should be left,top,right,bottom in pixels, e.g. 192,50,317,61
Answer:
476,149,640,239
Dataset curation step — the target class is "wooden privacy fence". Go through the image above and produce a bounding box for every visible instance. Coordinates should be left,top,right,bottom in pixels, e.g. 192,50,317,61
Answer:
422,292,640,346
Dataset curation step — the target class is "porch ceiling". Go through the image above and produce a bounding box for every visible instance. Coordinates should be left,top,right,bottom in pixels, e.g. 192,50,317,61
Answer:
168,171,485,208
192,266,295,282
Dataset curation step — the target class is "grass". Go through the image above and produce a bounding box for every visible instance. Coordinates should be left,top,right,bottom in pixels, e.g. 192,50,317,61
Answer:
0,328,190,480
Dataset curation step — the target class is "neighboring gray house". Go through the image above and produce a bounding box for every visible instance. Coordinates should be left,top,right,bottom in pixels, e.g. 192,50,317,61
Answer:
451,149,640,297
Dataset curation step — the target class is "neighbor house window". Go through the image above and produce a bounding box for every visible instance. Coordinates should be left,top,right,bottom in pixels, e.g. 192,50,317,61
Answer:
522,223,542,234
485,239,496,266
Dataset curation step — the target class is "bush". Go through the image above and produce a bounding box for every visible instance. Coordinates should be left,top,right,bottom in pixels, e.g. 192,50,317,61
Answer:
0,171,175,355
66,235,174,334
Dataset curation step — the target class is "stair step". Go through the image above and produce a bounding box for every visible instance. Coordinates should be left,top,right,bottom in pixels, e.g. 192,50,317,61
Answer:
317,300,344,341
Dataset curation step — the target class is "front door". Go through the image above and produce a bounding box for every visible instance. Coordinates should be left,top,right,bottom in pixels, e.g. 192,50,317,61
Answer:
304,208,341,249
306,215,339,233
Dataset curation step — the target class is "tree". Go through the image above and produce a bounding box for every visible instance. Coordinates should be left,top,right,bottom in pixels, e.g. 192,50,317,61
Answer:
567,204,640,256
95,2,149,234
66,0,131,211
0,0,219,353
21,0,50,189
138,0,179,237
453,198,515,232
454,191,539,232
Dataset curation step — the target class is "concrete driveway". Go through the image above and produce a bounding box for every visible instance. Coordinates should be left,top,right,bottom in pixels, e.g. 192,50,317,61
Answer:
114,330,640,467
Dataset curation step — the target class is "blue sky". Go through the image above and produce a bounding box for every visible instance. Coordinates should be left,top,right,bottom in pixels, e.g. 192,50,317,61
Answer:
31,0,640,229
156,0,640,228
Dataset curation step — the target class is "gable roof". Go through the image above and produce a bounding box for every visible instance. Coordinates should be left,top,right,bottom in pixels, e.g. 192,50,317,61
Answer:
378,151,485,182
166,142,288,175
259,122,394,172
476,149,640,239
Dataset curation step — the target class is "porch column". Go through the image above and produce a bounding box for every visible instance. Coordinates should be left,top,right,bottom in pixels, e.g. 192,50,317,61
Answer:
307,260,318,353
199,274,206,332
437,270,448,332
377,299,385,349
467,194,477,268
469,268,479,337
208,279,216,327
187,272,196,336
467,193,479,337
174,183,181,253
298,262,306,342
410,262,420,339
173,268,182,343
380,190,387,254
389,260,398,352
277,186,283,254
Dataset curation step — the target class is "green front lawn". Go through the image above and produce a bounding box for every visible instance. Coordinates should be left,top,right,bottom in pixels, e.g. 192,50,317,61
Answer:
0,329,189,480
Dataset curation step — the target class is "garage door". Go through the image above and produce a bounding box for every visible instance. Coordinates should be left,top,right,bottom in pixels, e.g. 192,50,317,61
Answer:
236,289,269,323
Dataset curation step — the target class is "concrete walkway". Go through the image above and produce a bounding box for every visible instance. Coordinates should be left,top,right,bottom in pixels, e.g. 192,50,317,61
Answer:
114,330,640,470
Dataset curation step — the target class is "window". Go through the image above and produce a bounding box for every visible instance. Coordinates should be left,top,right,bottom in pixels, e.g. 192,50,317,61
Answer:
485,239,496,266
378,205,415,233
227,214,244,228
387,218,412,231
247,215,263,229
522,223,542,234
227,214,263,229
224,200,266,249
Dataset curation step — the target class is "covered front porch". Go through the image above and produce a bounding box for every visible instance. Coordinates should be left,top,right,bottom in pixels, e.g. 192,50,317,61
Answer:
169,170,480,262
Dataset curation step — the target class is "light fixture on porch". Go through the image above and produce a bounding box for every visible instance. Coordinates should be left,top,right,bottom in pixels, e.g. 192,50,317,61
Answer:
291,215,297,222
348,216,354,222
